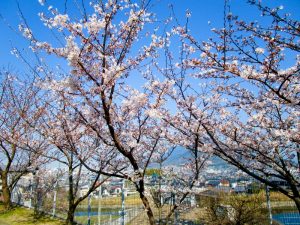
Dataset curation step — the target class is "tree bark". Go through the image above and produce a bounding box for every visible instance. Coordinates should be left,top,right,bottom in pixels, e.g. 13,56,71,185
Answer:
140,193,155,225
66,166,76,225
138,187,155,225
1,171,12,210
292,196,300,214
286,175,300,214
66,204,76,225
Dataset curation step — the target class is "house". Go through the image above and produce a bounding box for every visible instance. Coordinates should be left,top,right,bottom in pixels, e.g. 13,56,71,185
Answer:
205,179,220,187
231,181,248,193
109,185,122,196
79,185,90,197
219,179,230,187
93,185,111,197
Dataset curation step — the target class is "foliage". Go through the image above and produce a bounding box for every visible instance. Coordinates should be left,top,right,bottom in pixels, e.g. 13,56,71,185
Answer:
159,0,300,212
200,194,268,225
145,168,162,177
0,72,47,210
17,0,208,224
3,0,299,223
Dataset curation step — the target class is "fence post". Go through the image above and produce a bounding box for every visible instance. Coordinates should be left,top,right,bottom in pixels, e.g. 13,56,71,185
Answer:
265,184,273,225
98,174,102,225
87,178,92,225
120,178,125,225
29,178,33,209
33,167,39,216
173,193,178,225
52,180,58,217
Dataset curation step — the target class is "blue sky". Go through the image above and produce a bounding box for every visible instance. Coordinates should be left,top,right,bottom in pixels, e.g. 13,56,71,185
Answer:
1,0,299,169
0,0,299,73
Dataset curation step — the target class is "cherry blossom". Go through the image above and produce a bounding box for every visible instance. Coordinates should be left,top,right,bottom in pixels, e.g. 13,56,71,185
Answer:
20,1,184,224
0,72,47,210
165,0,300,212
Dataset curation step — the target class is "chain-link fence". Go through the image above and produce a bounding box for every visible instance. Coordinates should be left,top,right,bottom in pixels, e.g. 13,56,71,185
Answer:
10,174,300,225
269,193,300,225
10,174,201,225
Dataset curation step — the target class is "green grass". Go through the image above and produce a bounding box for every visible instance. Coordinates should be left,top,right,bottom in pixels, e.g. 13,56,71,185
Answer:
0,203,64,225
78,193,142,207
0,193,143,225
75,215,120,224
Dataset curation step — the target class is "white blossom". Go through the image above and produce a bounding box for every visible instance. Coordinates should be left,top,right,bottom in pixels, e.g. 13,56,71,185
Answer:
255,47,265,54
200,52,207,58
84,14,105,34
185,10,191,18
52,14,69,27
38,0,45,6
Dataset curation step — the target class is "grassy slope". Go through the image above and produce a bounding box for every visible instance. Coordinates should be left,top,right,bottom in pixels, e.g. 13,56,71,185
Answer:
0,203,64,225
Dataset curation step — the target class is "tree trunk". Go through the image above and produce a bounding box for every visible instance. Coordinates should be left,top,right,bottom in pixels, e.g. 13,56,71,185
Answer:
1,171,12,210
139,189,155,225
66,204,76,225
163,192,189,224
293,197,300,214
288,178,300,214
66,166,76,225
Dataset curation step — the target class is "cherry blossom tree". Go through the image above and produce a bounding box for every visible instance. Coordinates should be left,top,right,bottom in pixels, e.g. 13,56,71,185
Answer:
0,71,47,210
166,0,300,212
30,168,64,217
31,91,118,225
20,0,180,224
143,81,211,222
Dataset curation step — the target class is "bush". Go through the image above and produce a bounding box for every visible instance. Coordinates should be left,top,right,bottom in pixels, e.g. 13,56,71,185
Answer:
200,193,269,225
